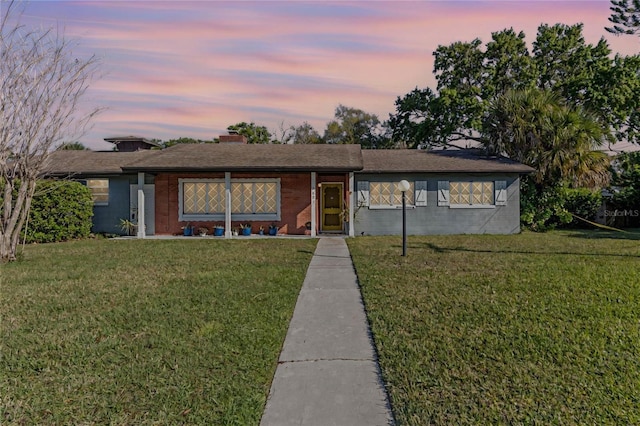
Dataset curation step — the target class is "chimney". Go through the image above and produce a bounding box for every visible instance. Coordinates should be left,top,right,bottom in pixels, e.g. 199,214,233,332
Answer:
219,130,247,144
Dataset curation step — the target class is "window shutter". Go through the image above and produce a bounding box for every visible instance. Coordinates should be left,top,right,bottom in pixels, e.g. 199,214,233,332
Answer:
495,180,507,206
415,180,428,206
438,181,450,206
357,181,370,207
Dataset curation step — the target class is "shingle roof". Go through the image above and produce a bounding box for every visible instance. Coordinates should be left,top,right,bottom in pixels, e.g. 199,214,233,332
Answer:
122,143,364,172
361,149,534,174
43,146,534,176
42,150,158,176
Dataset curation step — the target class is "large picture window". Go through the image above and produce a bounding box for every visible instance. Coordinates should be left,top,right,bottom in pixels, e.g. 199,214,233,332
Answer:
86,179,109,205
179,178,280,221
231,181,278,214
183,181,225,214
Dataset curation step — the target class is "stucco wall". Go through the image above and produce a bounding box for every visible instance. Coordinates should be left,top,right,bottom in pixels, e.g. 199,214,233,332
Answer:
353,173,522,236
91,174,154,235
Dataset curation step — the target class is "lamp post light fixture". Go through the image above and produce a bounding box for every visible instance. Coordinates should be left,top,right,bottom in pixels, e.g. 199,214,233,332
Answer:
397,180,410,257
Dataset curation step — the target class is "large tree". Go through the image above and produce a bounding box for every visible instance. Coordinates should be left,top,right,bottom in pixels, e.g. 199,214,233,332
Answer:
324,104,394,148
288,121,323,144
610,151,640,211
226,122,272,144
1,1,100,262
606,0,640,36
390,24,640,149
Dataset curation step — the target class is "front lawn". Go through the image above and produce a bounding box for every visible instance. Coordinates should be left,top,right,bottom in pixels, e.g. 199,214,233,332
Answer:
348,230,640,425
1,238,316,425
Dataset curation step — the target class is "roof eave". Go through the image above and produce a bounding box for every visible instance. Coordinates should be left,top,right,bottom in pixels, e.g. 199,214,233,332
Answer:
359,168,534,174
122,166,363,173
42,170,127,178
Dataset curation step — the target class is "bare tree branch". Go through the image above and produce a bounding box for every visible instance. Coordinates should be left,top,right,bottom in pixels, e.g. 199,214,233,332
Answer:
0,0,101,262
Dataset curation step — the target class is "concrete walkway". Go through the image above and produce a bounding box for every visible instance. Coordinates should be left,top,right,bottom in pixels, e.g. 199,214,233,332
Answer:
260,237,394,426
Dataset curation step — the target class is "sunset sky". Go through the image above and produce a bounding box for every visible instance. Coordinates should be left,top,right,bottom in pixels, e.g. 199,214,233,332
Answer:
16,1,640,150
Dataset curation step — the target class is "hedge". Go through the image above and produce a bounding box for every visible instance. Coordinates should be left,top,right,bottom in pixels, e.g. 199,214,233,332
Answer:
560,187,603,228
23,180,94,243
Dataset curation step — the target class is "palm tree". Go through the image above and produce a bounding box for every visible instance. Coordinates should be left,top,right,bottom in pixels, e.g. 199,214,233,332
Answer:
538,107,610,188
483,88,610,189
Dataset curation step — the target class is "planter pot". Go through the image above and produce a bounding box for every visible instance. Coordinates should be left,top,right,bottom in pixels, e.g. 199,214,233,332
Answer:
269,227,278,236
258,230,264,235
242,227,251,236
213,227,224,237
183,227,193,236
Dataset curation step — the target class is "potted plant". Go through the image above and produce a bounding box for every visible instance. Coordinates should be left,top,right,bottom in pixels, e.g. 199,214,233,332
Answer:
213,225,224,236
268,223,278,236
198,227,208,237
232,227,239,236
119,218,137,236
181,222,194,236
258,225,264,235
240,223,252,236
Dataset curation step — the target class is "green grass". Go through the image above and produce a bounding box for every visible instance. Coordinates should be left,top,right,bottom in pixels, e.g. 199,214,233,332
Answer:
348,230,640,425
1,238,317,425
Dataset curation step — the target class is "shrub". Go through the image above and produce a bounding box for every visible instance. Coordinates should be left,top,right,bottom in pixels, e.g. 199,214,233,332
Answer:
521,178,605,231
560,187,603,228
520,180,571,232
23,180,93,243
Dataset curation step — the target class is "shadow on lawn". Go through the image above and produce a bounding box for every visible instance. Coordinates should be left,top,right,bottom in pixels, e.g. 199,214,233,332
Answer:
415,242,639,258
566,228,640,241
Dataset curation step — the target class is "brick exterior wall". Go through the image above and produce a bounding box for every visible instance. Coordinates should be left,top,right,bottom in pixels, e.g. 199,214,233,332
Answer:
154,172,347,235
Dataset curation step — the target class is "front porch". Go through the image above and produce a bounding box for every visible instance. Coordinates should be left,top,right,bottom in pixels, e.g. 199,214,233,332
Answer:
133,171,356,239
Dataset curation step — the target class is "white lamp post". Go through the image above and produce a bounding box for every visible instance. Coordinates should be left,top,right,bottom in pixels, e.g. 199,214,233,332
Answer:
397,180,410,256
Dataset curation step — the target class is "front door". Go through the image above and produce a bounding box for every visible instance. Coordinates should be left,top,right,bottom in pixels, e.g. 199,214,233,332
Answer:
321,183,343,232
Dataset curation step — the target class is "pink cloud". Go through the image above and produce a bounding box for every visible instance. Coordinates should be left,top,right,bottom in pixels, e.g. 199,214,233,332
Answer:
19,1,640,149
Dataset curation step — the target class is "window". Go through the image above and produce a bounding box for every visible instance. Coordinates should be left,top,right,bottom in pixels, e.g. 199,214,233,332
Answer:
179,178,280,221
371,181,414,206
438,180,507,208
231,181,278,214
357,180,427,208
86,179,109,205
451,182,493,205
183,181,225,214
